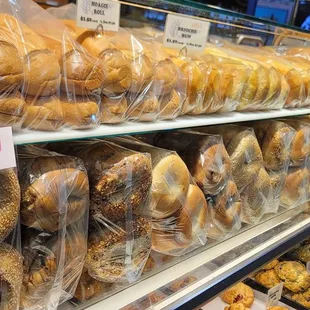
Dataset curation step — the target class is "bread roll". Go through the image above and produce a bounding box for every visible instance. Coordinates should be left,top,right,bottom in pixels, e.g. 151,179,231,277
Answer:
109,33,154,93
77,30,132,95
0,168,20,242
100,95,127,124
86,216,151,283
23,95,64,131
60,93,99,128
0,40,23,92
20,155,89,232
0,91,26,128
0,243,23,310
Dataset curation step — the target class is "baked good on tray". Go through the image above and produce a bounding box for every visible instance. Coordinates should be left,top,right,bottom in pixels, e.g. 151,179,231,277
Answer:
221,283,254,307
255,269,281,289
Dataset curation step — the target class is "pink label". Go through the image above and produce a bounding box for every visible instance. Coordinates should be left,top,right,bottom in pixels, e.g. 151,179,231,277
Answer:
0,127,16,170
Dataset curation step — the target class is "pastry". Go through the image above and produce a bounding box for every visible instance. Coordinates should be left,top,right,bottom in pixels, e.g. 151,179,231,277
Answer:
0,168,20,242
221,283,254,307
255,269,281,289
291,243,310,262
20,155,89,232
86,216,151,283
0,91,26,128
74,269,113,301
60,93,99,128
23,95,64,131
274,261,310,292
252,121,295,170
0,40,23,92
100,95,127,124
0,243,23,310
21,229,87,308
212,180,242,231
158,89,181,120
151,154,190,219
241,167,272,224
281,167,309,207
292,287,310,308
268,307,289,310
224,304,250,310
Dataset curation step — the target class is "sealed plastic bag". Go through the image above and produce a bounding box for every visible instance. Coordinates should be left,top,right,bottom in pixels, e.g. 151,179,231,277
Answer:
249,120,295,212
152,130,242,238
49,139,153,284
18,145,89,309
199,125,273,225
108,136,208,255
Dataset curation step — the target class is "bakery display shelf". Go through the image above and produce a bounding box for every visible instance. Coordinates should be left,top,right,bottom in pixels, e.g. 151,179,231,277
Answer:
62,204,310,310
13,108,310,145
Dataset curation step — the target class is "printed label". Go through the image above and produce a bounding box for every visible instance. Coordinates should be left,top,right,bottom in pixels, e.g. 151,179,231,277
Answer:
163,14,210,51
0,127,16,170
77,0,120,31
266,282,283,308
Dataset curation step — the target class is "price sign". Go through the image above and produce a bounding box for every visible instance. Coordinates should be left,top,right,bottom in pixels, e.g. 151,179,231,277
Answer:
266,282,283,308
0,127,16,170
163,14,210,51
76,0,120,31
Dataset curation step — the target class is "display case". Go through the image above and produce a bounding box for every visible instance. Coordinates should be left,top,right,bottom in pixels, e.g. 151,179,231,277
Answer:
3,0,310,309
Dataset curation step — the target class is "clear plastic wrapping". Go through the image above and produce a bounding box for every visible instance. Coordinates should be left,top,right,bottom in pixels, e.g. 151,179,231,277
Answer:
107,136,207,255
49,139,153,284
249,120,295,212
0,166,23,310
198,125,273,225
151,130,242,239
17,145,89,309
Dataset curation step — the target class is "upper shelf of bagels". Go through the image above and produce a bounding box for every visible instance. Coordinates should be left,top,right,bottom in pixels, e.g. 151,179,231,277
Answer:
1,0,310,144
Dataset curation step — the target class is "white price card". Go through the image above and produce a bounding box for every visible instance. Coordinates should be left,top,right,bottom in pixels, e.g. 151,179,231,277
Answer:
163,14,210,51
0,127,16,170
77,0,120,31
307,261,310,273
266,282,283,308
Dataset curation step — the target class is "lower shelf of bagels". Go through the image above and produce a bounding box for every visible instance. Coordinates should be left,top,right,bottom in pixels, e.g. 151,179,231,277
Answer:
13,107,310,145
60,204,310,310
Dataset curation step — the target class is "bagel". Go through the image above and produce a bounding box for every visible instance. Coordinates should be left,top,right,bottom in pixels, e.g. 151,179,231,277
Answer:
20,156,89,232
253,121,295,170
241,167,272,224
0,168,20,241
86,216,151,283
183,184,207,237
151,154,190,219
21,229,87,308
225,129,263,190
23,95,64,131
100,95,127,124
281,167,309,208
0,243,23,310
212,180,242,230
283,120,310,164
74,269,113,301
158,89,181,120
152,208,192,255
221,283,254,308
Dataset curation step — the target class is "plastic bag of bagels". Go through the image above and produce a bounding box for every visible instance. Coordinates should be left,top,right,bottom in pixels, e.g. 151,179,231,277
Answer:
197,125,274,225
107,136,208,256
17,145,89,309
0,165,23,310
151,129,242,239
47,139,153,284
247,120,296,213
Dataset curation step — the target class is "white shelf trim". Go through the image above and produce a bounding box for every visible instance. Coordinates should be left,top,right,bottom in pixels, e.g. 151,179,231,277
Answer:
14,108,310,145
